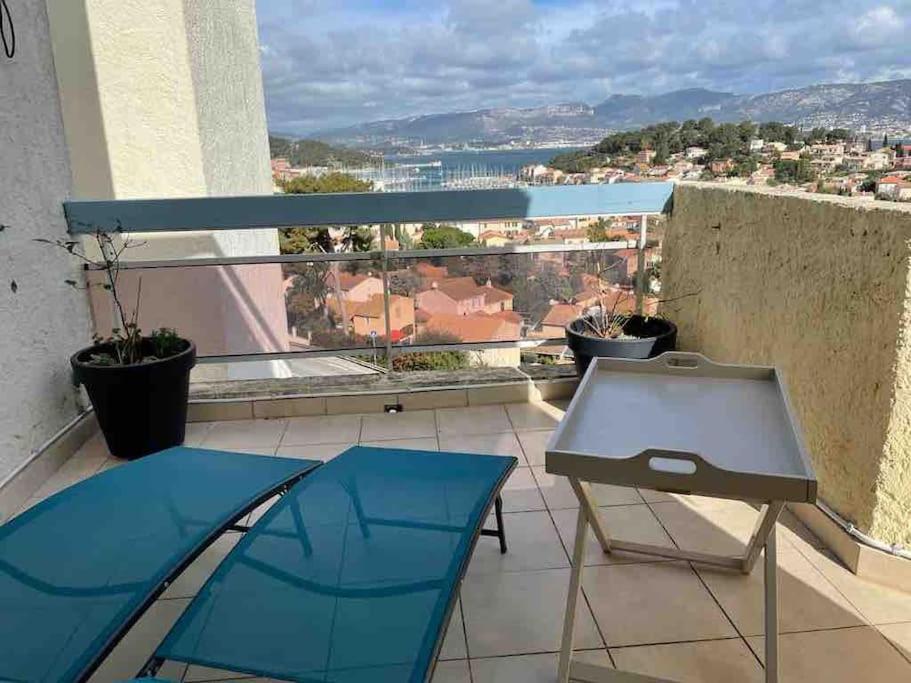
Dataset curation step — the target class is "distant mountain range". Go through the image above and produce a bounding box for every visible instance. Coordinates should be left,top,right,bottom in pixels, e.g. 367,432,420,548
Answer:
315,79,911,148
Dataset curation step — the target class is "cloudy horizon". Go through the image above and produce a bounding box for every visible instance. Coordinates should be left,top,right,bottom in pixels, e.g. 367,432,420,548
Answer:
256,0,911,136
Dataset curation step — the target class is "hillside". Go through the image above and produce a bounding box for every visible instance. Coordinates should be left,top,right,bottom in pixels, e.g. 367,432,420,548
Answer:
314,80,911,148
269,136,378,167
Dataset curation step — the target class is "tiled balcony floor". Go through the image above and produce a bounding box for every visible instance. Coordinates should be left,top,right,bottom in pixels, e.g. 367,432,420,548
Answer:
18,401,911,682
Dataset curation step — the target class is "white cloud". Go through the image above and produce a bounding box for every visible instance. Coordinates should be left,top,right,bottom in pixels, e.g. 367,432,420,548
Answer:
255,0,911,134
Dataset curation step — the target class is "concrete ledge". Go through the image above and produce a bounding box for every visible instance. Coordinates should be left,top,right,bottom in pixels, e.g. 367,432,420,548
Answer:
790,502,911,593
187,375,579,422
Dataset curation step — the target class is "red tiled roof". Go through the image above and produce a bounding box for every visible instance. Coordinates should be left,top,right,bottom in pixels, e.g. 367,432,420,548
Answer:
425,314,516,343
482,285,514,303
490,310,523,324
541,303,583,328
436,278,485,302
415,263,449,280
333,272,379,291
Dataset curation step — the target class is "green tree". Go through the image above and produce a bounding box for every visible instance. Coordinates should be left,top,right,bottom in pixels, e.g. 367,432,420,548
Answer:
774,157,816,184
418,224,476,249
280,172,371,194
388,270,422,297
280,173,374,256
586,218,611,242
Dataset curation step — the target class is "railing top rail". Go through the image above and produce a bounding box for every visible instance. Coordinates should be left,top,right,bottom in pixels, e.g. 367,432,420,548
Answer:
64,183,673,234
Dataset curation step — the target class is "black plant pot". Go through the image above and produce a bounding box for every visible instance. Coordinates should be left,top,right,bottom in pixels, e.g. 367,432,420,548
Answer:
566,314,677,376
71,339,196,460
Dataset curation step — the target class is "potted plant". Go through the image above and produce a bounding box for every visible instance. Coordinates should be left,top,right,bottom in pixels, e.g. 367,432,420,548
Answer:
564,265,680,376
40,231,196,459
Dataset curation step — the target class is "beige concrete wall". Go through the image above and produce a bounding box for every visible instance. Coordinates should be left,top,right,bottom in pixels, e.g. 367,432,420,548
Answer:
661,183,911,546
46,0,289,376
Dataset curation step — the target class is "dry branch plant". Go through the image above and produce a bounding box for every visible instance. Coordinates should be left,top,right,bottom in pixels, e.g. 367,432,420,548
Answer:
577,258,695,339
36,230,183,366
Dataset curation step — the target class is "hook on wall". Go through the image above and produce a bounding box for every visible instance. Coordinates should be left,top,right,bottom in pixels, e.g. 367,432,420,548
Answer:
1,0,15,60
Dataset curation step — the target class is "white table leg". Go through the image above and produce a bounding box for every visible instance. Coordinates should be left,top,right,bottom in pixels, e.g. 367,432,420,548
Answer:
558,495,590,683
569,477,612,553
764,524,778,683
743,501,784,574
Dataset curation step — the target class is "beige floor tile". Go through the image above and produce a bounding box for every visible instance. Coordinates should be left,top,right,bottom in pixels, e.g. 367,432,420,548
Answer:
359,437,439,451
184,664,250,681
200,445,277,456
878,621,911,662
162,532,241,599
747,626,911,682
550,505,675,566
611,638,763,683
471,649,612,683
97,456,126,473
275,442,355,461
89,599,190,683
280,414,361,446
802,549,911,624
637,487,676,503
440,600,467,660
431,659,470,683
531,467,643,509
499,467,546,512
468,511,569,575
31,436,110,500
505,401,566,430
243,495,281,527
360,410,437,441
438,432,526,464
203,419,288,450
436,406,513,436
696,545,864,636
461,568,603,657
583,561,737,647
183,421,214,447
516,430,553,466
649,497,762,556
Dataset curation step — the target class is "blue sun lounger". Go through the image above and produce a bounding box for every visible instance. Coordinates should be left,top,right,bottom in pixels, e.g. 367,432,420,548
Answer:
0,447,320,683
141,446,516,683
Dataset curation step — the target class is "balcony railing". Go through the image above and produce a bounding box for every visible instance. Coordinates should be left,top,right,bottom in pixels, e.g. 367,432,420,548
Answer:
63,183,673,369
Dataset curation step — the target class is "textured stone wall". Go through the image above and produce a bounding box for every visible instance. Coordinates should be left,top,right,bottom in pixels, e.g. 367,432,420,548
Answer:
662,183,911,546
0,3,93,482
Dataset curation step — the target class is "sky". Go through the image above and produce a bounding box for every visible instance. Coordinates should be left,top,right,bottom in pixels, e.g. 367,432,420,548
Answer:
255,0,911,135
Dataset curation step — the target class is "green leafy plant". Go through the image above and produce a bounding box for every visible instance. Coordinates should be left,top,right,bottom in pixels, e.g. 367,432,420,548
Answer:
36,229,185,366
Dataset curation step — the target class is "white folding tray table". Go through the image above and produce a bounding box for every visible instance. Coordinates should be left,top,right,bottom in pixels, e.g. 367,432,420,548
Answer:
546,352,816,683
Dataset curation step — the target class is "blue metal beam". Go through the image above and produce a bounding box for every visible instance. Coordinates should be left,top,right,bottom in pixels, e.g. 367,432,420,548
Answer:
64,183,673,234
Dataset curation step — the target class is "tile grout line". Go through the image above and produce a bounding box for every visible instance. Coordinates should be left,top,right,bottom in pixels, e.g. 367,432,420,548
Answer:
783,527,885,629
527,427,617,667
641,496,763,672
433,408,441,452
457,595,474,683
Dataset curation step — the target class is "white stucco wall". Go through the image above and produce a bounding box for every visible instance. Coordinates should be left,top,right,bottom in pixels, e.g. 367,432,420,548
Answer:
0,3,93,482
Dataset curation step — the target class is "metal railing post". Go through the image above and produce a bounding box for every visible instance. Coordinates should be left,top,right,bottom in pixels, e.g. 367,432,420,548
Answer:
635,214,648,315
380,227,394,371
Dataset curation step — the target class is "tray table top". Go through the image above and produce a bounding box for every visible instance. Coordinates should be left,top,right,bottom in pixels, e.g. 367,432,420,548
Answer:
546,353,817,503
